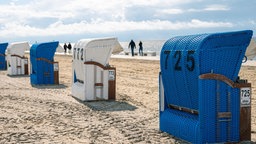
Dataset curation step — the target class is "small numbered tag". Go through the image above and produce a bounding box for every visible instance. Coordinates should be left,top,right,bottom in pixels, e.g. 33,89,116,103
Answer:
108,70,115,80
54,63,59,71
24,59,28,64
240,87,251,107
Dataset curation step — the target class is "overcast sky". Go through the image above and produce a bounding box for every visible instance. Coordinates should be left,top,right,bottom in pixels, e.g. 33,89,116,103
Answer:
0,0,255,43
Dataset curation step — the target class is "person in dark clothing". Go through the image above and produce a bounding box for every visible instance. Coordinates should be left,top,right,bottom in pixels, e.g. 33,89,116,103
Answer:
67,42,72,53
63,43,67,53
139,41,143,56
128,40,136,56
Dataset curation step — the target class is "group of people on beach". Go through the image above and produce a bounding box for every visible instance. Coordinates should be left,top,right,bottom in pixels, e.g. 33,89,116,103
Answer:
63,42,72,53
128,40,143,57
63,40,142,56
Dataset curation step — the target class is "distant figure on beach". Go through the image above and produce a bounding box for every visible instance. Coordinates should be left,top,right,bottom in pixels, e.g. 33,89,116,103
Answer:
139,41,143,56
128,40,136,56
63,43,67,53
67,42,72,53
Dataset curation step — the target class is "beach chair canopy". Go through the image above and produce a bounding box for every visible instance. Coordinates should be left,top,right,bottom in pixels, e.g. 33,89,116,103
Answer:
160,30,252,110
7,41,30,56
30,41,59,61
56,44,64,53
0,43,8,55
245,39,256,60
74,37,122,66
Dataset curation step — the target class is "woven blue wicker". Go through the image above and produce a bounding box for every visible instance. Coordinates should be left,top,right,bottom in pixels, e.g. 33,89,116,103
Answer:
159,30,252,143
30,41,59,84
0,43,8,70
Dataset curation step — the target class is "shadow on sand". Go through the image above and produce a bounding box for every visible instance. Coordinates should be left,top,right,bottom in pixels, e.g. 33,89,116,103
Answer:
31,84,68,89
7,74,30,78
73,96,137,112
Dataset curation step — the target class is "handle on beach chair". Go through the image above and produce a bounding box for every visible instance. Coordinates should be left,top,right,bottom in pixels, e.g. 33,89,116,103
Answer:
242,56,247,63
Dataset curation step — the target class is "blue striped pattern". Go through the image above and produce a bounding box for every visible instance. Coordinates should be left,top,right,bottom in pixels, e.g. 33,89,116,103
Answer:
160,30,252,143
30,41,59,84
0,43,8,70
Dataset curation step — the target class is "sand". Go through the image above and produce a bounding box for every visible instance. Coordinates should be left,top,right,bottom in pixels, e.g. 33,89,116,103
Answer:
0,54,255,143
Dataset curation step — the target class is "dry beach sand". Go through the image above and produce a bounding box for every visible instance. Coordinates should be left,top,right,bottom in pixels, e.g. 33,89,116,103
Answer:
0,54,256,143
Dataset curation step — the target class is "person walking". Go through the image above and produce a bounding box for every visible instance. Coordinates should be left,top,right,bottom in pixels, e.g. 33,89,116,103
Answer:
67,42,72,53
128,39,136,56
63,43,67,53
139,41,143,56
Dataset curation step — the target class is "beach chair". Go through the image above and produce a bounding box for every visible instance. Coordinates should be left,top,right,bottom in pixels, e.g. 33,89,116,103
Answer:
30,41,59,85
159,30,252,143
71,37,121,101
0,43,8,70
6,42,30,75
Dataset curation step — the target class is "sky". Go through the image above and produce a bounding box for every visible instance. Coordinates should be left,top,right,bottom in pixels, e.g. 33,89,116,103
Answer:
0,0,255,43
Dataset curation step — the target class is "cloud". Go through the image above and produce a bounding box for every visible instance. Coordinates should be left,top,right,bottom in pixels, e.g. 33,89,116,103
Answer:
0,0,253,41
0,19,233,38
188,4,230,12
249,20,256,25
157,9,184,15
0,0,203,23
204,4,230,11
188,19,232,28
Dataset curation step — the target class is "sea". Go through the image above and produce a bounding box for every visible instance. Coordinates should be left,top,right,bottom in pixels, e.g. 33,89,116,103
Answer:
58,40,166,56
119,40,166,56
56,38,256,59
